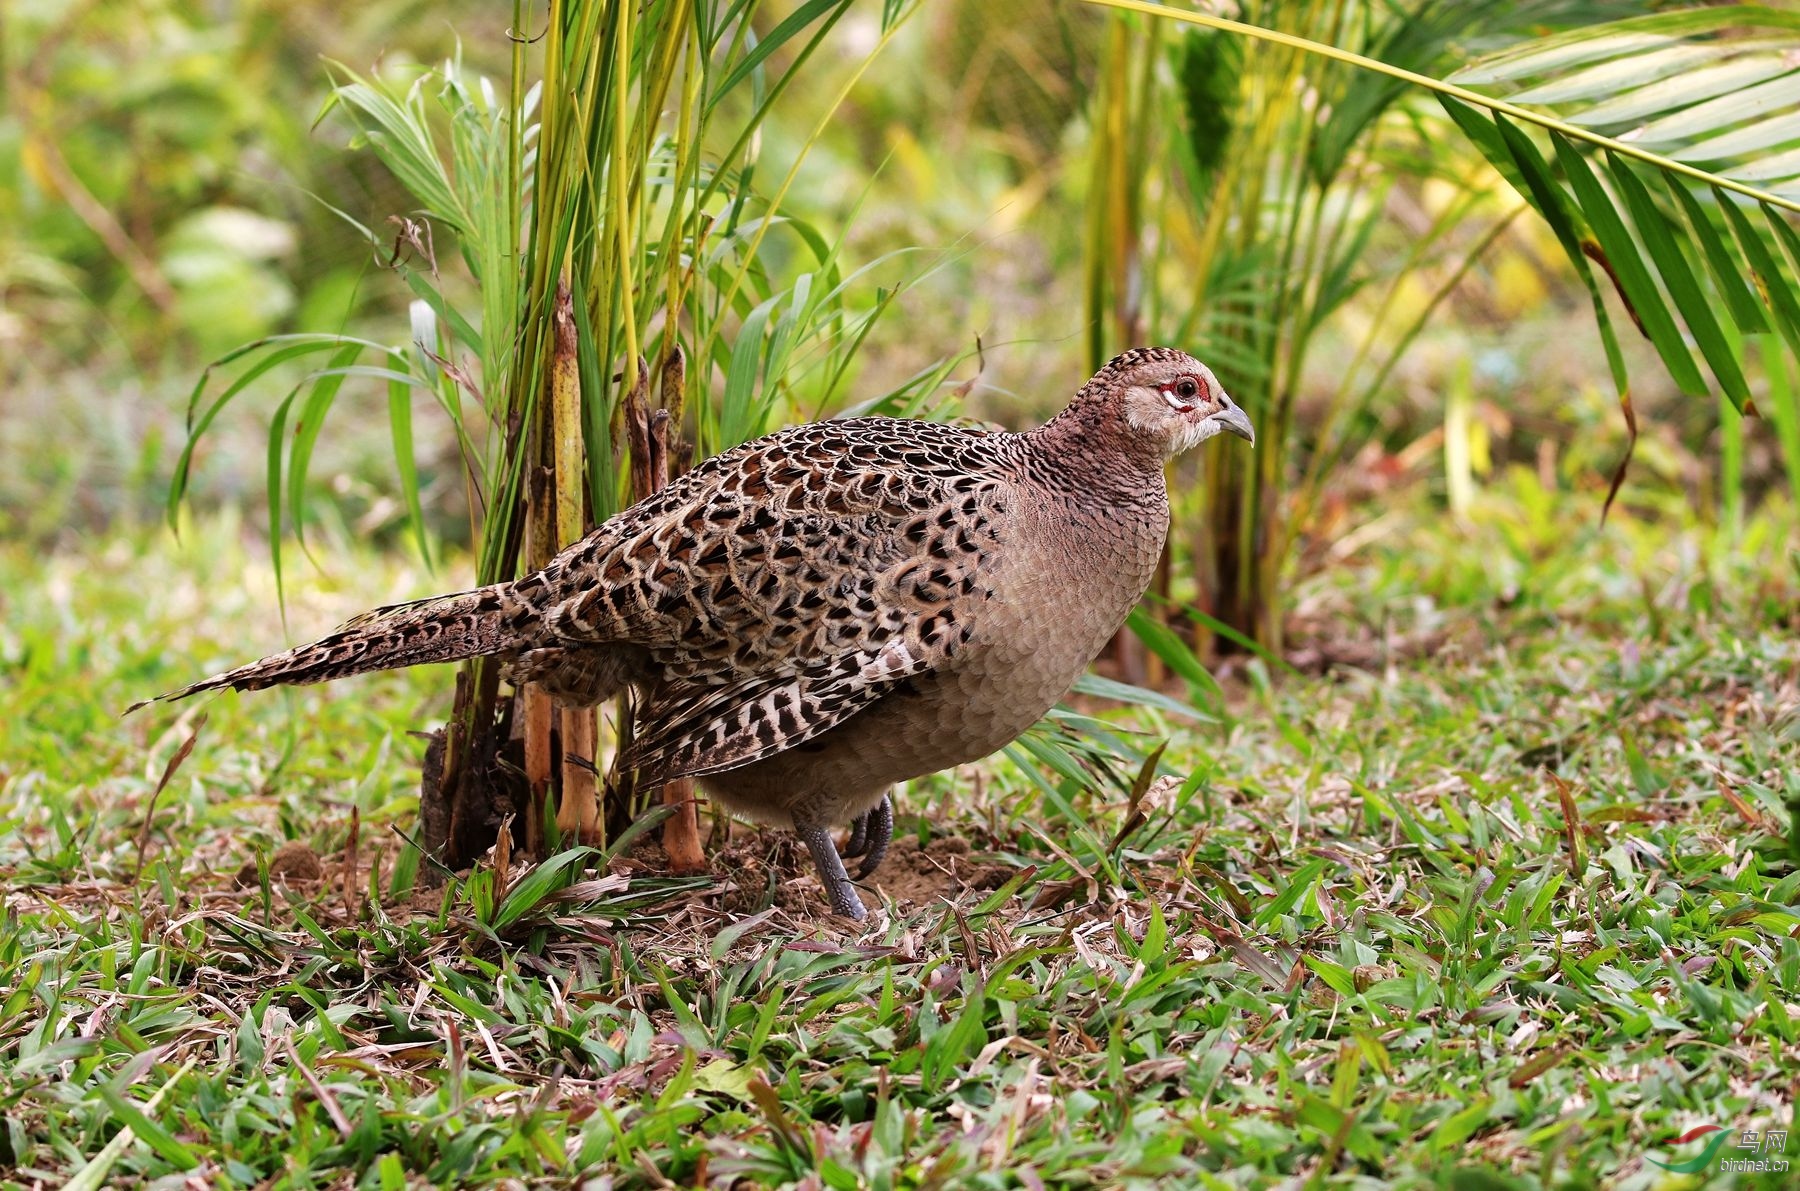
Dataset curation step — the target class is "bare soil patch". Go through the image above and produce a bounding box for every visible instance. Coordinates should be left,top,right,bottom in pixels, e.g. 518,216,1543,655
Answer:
612,827,1012,920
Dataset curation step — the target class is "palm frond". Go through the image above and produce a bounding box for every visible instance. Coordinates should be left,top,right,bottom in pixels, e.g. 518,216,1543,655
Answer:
1445,7,1800,411
1087,0,1800,419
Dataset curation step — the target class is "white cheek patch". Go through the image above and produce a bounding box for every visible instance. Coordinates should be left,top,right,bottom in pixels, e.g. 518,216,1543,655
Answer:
1126,400,1162,434
1162,390,1194,413
1166,417,1218,457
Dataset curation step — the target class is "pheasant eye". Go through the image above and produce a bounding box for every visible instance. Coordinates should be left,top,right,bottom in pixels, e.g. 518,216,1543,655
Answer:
1176,378,1199,400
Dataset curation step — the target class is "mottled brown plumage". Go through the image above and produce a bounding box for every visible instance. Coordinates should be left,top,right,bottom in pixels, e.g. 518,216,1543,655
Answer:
135,347,1253,919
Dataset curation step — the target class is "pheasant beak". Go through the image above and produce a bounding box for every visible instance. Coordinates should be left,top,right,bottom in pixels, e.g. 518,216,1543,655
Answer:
1210,394,1255,446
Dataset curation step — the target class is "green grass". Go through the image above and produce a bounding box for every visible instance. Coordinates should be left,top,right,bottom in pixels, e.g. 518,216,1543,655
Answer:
1,478,1797,1188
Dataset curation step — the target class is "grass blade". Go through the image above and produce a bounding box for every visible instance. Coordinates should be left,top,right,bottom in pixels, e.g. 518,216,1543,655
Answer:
492,846,601,931
387,376,432,571
1071,672,1213,723
169,338,373,527
707,0,848,109
287,343,367,559
1763,334,1800,507
1125,606,1223,716
266,389,293,614
65,1059,199,1190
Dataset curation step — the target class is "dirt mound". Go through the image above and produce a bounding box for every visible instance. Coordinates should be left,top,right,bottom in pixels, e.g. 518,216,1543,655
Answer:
864,834,1011,909
231,839,326,888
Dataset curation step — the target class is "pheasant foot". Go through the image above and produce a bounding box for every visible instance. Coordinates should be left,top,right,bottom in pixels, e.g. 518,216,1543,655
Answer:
842,812,869,860
797,816,867,920
852,794,893,880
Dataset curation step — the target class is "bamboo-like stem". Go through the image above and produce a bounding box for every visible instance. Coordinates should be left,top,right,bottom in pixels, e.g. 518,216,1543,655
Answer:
1087,15,1165,687
523,689,553,854
508,0,526,308
555,708,598,844
549,274,601,845
649,403,705,875
616,349,705,872
522,444,556,857
623,357,653,505
611,0,640,373
661,308,689,439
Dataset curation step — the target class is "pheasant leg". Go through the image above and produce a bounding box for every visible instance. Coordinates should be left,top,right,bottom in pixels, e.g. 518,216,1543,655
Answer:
796,817,867,920
853,794,893,880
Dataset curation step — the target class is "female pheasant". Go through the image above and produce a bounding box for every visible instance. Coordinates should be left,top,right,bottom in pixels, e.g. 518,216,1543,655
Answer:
136,348,1253,919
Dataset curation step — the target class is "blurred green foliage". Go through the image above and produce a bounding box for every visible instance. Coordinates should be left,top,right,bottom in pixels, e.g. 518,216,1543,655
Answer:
6,1,483,355
2,0,507,539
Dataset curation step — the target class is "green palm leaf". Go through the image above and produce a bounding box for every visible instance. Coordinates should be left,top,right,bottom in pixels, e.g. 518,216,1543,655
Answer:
1086,0,1800,419
1446,6,1800,412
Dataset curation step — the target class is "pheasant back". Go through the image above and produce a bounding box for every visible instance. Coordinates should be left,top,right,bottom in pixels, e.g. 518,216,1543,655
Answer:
136,417,1026,787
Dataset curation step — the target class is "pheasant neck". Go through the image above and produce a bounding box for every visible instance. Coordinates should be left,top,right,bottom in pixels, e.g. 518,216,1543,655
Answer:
1021,406,1170,515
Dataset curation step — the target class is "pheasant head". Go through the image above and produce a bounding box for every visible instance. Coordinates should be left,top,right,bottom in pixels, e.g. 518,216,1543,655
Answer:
1081,346,1253,458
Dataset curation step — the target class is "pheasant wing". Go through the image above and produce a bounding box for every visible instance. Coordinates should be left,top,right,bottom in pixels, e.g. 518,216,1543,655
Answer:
623,633,944,785
537,419,1006,782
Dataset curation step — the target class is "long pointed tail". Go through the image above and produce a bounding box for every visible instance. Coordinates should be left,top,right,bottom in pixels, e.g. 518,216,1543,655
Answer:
128,583,530,713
